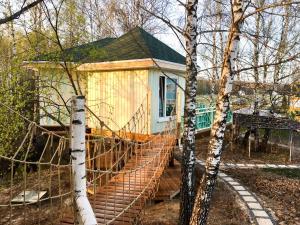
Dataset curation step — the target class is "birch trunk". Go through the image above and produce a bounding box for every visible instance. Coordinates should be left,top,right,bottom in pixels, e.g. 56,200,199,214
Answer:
180,0,198,224
70,96,97,225
189,1,244,224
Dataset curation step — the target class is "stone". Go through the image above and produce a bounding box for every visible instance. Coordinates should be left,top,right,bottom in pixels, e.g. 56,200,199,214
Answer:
223,177,234,182
238,190,251,196
256,218,274,225
218,173,227,177
247,202,263,210
256,164,266,168
278,165,287,168
233,185,246,191
252,210,269,217
242,196,257,202
226,163,235,167
228,181,240,186
245,164,255,167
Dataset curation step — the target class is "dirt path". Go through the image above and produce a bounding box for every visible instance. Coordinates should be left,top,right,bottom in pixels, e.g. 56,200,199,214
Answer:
139,181,251,225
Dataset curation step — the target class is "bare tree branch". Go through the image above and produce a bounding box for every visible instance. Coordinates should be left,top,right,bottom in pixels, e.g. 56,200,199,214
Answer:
0,0,45,25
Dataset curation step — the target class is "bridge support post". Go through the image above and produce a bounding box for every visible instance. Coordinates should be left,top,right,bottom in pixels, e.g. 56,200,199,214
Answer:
70,96,97,225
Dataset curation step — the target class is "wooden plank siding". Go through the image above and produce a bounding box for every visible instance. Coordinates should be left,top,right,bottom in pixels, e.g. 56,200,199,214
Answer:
37,68,87,126
86,70,150,133
36,67,185,135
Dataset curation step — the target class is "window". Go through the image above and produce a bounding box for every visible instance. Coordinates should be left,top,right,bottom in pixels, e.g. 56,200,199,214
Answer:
159,76,177,118
159,76,165,117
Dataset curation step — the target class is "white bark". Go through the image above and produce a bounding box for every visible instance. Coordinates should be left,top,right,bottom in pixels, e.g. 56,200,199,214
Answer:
180,0,198,225
71,96,97,225
190,1,245,224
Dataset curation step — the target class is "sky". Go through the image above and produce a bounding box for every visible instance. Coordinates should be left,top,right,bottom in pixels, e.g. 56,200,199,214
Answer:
1,0,299,84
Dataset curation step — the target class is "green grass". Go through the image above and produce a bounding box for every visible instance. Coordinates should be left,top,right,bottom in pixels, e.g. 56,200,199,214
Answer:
263,168,300,179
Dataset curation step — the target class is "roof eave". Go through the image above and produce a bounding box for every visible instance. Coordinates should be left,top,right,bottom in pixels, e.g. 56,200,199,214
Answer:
77,58,185,73
23,61,78,70
24,58,186,73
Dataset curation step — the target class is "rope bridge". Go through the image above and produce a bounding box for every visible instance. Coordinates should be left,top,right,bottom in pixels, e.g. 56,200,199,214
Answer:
0,95,177,225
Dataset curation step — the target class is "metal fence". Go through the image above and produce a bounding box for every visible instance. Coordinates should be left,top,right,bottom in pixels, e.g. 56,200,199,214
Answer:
181,105,233,131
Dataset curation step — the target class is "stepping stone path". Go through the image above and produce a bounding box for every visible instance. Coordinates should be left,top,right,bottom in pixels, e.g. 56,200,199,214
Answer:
221,162,300,169
196,159,300,169
218,171,275,225
195,160,300,225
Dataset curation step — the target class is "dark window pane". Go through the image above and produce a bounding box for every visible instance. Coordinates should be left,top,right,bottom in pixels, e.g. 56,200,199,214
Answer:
166,78,177,116
159,76,165,117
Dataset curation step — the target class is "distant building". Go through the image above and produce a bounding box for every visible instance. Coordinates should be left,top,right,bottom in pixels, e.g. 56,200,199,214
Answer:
24,27,186,134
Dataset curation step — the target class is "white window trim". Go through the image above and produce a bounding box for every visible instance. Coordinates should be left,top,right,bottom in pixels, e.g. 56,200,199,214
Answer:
158,115,177,123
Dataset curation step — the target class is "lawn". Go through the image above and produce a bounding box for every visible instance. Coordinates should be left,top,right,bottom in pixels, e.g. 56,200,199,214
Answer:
263,168,300,179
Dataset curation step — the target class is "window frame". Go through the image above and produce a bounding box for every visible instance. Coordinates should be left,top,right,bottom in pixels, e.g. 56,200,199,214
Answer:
158,75,177,121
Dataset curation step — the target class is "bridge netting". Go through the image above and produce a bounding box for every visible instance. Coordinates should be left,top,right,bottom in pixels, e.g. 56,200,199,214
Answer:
0,96,177,225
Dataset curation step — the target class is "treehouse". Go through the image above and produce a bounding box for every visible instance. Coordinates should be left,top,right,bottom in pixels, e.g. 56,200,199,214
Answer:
24,27,186,136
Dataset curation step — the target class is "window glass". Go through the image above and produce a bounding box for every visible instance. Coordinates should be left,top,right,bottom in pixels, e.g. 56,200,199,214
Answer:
166,78,177,116
159,76,165,117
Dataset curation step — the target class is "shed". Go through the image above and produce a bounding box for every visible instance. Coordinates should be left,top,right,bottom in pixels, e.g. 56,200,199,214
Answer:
24,27,186,135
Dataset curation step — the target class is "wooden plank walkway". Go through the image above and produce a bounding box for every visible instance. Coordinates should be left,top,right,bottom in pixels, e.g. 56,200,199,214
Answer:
60,140,174,225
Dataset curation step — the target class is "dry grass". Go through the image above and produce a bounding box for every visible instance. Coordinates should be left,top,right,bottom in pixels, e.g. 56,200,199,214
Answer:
0,168,72,225
139,181,251,225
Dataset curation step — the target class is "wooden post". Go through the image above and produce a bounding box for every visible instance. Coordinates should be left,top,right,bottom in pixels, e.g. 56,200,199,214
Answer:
230,124,234,152
146,92,149,135
71,96,97,225
289,131,293,162
248,133,251,158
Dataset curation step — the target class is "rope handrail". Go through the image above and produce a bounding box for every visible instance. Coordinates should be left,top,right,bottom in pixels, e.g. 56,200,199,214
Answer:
84,107,177,224
84,116,176,185
0,93,177,225
105,129,176,224
0,101,68,139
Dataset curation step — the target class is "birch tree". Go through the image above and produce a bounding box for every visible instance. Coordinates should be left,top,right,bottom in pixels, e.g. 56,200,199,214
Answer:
189,0,245,224
180,1,198,224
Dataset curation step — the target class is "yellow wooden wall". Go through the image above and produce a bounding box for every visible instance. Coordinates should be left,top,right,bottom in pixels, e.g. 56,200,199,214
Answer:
37,68,87,126
87,70,149,132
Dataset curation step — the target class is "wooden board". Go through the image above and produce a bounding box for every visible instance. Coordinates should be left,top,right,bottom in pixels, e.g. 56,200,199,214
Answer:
154,160,181,201
59,135,175,225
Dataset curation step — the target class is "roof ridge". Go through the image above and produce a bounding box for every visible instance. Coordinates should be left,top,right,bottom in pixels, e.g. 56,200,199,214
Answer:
66,37,116,50
32,27,185,65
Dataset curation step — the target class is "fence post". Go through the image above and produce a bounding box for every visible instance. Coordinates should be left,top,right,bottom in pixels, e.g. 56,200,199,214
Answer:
71,96,97,225
248,132,252,158
289,131,293,162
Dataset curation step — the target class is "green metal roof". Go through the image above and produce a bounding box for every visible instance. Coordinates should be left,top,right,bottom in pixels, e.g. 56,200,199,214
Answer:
34,27,185,65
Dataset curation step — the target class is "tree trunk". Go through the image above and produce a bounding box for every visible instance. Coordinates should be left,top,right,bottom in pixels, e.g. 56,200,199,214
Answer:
254,129,259,151
189,1,245,224
243,128,251,146
179,0,198,224
70,96,97,225
261,128,271,151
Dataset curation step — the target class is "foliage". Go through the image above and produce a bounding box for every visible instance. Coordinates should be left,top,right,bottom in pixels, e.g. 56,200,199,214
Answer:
0,34,34,156
0,69,33,156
